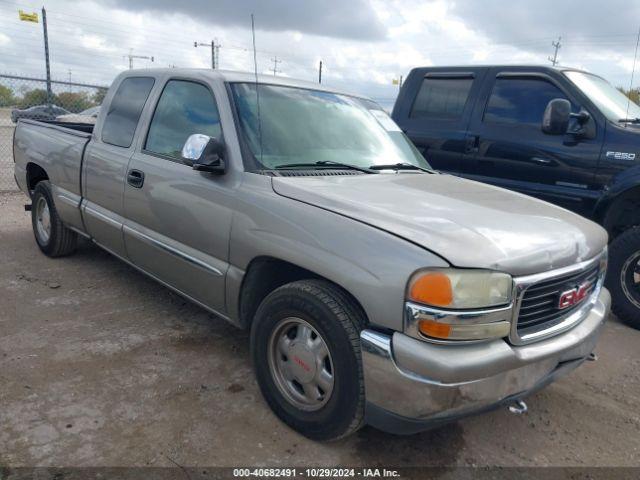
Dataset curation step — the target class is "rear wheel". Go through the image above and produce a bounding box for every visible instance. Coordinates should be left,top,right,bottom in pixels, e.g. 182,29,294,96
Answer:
31,181,78,257
606,226,640,329
250,279,366,441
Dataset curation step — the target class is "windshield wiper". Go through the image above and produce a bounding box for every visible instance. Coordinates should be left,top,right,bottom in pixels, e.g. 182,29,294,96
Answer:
618,117,640,123
275,160,378,174
368,162,434,173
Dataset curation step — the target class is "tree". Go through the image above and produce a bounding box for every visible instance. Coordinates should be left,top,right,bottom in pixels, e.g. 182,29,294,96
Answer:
92,88,107,105
0,84,16,107
56,91,93,113
617,86,640,105
20,89,52,108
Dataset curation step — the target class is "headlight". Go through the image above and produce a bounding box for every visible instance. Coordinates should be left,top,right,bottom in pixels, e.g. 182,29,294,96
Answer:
408,269,513,309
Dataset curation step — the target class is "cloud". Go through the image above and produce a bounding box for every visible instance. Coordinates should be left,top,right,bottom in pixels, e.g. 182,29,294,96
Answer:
102,0,387,41
450,0,640,52
1,0,639,107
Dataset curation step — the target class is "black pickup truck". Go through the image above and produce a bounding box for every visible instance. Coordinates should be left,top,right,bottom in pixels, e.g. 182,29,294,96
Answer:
392,65,640,328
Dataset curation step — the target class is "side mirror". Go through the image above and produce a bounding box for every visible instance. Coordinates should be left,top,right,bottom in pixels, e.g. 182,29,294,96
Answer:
181,134,226,174
542,98,571,135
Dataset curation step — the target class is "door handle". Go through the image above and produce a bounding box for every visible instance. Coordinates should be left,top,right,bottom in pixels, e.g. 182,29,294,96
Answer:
465,135,480,154
531,157,552,165
127,169,145,188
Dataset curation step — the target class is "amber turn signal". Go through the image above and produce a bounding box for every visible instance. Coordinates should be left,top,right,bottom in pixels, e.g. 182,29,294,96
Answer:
418,319,451,339
409,271,453,307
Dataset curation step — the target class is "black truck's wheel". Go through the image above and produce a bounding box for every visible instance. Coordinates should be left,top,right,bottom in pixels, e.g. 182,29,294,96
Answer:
606,226,640,329
31,181,78,257
250,279,366,441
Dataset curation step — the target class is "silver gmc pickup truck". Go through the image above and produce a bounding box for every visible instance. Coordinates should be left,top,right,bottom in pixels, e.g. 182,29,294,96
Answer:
13,69,610,440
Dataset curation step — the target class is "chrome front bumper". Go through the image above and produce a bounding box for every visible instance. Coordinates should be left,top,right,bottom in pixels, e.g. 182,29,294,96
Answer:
361,288,610,434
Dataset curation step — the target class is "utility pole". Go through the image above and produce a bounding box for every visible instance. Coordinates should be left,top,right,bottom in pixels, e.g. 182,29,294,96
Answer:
67,69,72,92
194,40,219,69
548,36,561,66
41,7,52,107
318,60,322,84
271,56,282,76
124,48,154,69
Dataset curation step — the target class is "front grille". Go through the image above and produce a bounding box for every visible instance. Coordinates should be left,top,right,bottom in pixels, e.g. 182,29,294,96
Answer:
517,264,600,334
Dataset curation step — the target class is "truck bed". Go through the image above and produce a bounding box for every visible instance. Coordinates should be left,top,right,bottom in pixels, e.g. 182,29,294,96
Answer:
13,118,92,233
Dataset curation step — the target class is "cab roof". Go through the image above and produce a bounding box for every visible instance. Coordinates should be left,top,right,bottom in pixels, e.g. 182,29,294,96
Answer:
119,68,368,101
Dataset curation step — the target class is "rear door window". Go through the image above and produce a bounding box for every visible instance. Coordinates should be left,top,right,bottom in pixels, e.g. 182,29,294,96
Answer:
484,77,569,125
410,77,474,119
101,77,155,148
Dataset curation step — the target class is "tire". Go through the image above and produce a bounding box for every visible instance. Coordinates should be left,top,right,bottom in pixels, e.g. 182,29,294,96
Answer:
31,180,78,257
250,279,366,441
606,226,640,329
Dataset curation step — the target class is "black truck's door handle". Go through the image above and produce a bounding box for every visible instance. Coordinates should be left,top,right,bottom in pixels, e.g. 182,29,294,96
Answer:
465,135,480,154
127,169,145,188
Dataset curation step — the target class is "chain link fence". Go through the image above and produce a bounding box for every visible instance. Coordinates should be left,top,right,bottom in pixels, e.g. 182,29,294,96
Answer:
0,74,108,191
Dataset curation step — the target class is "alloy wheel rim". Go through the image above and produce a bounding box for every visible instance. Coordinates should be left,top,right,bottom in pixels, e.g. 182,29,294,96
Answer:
621,251,640,308
267,317,334,411
35,197,51,244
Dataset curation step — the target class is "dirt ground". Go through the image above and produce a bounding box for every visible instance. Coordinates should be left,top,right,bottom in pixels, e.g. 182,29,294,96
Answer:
1,191,639,468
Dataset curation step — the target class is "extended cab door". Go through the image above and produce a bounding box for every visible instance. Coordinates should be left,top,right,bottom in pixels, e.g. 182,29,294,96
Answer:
82,76,155,258
392,68,486,175
122,77,236,313
463,68,604,216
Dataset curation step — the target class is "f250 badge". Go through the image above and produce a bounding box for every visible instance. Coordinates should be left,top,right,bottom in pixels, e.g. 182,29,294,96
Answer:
558,281,593,309
606,151,636,161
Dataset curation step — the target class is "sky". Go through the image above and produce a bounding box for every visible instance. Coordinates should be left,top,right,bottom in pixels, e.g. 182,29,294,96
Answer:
1,0,640,109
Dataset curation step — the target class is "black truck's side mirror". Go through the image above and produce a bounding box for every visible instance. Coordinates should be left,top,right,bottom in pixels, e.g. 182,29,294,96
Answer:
542,98,571,135
181,134,226,174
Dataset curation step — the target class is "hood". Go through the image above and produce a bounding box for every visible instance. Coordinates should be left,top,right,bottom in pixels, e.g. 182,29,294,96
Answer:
272,173,608,277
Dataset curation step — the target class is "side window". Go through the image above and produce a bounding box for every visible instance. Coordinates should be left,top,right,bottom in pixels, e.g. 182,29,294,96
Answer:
102,77,155,148
145,80,221,159
410,77,473,120
484,78,568,125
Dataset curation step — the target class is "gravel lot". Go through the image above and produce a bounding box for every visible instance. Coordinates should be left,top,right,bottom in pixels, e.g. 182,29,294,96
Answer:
1,191,639,468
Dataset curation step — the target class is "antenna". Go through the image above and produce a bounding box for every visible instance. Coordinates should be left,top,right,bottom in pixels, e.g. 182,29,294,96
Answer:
625,26,640,126
251,14,264,165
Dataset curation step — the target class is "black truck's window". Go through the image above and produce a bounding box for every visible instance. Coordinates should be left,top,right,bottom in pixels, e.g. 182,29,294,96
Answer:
101,77,155,148
145,80,221,159
484,78,568,125
410,78,473,119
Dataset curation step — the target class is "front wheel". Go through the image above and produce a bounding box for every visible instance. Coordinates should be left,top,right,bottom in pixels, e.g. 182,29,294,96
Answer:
250,279,366,441
606,226,640,329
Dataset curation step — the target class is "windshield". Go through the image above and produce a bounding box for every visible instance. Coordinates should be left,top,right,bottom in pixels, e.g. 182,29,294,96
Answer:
565,70,640,122
231,83,430,171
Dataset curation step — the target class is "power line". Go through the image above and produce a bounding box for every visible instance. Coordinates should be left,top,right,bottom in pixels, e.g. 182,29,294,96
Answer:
548,36,562,66
123,48,154,69
194,39,220,69
270,56,282,76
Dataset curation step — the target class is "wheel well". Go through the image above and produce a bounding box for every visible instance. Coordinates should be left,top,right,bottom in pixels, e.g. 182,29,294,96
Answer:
238,257,368,329
26,163,49,195
602,186,640,239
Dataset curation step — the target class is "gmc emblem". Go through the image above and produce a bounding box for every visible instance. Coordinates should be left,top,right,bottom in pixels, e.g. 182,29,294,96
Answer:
558,281,593,309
